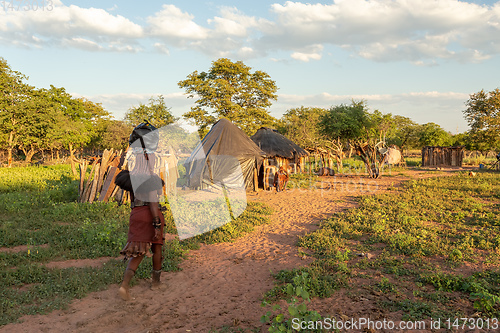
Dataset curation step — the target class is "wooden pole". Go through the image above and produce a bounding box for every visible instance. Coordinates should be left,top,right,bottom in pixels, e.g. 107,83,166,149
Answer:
254,168,258,192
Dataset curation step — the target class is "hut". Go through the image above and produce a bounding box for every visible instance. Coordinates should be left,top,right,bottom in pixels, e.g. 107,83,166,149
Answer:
422,146,464,167
250,127,309,189
184,119,266,191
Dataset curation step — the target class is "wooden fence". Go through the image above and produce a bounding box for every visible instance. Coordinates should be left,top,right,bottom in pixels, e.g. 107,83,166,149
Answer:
78,149,128,204
78,149,180,204
421,146,464,167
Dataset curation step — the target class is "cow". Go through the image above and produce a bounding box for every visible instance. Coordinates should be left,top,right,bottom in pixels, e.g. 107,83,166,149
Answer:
273,166,289,192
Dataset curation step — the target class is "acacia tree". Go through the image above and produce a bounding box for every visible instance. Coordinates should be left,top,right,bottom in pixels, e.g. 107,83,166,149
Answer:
124,95,177,128
417,122,453,147
178,58,278,137
279,106,349,171
89,119,130,151
279,106,327,148
17,88,63,164
46,86,97,173
463,88,500,152
320,101,390,178
387,115,420,151
0,58,33,167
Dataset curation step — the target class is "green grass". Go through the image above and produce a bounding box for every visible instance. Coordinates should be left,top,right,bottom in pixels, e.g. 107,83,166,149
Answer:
263,171,500,325
0,165,272,326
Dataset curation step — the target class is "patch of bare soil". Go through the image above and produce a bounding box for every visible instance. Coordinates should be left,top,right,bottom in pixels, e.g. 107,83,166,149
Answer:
0,244,49,254
0,169,458,333
43,257,123,270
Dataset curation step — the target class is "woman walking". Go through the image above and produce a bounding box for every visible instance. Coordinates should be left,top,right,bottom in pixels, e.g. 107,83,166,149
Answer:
115,122,166,301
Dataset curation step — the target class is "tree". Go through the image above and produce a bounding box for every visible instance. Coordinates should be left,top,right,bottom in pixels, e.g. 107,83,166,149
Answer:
279,106,351,170
387,115,420,150
178,58,278,137
17,88,62,164
418,122,453,147
0,57,33,167
46,86,103,173
320,101,389,178
463,88,500,152
278,106,327,148
124,95,177,128
92,119,131,151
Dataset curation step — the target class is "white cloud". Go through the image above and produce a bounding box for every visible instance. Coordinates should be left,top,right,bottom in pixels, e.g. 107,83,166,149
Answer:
147,5,209,40
73,92,191,120
208,7,271,37
62,37,102,51
271,90,470,132
0,0,143,51
154,42,170,55
290,44,323,62
75,89,470,133
262,0,499,62
1,0,499,64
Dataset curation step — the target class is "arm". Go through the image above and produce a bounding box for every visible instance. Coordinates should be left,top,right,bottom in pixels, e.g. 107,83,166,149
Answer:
147,191,162,241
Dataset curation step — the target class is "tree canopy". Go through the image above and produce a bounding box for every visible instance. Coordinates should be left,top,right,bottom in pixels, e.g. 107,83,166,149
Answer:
418,122,453,147
278,106,328,149
320,101,392,178
178,58,278,137
463,88,500,151
0,57,125,167
124,95,177,128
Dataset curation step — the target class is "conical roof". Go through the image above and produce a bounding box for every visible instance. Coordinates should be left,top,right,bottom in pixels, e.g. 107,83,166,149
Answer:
184,118,265,190
196,118,266,160
250,127,309,159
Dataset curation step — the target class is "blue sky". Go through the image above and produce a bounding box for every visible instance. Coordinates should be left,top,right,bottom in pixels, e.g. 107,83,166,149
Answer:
1,0,500,134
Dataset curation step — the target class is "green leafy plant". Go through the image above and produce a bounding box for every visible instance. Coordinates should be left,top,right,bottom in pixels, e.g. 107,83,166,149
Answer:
471,292,500,314
261,272,323,332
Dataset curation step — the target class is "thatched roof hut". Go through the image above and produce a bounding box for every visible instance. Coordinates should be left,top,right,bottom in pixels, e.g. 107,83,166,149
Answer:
250,127,308,162
250,127,309,189
184,119,266,191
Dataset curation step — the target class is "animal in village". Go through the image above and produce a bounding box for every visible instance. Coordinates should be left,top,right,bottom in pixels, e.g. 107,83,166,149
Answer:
31,159,44,167
273,166,289,192
264,165,278,191
469,171,476,177
317,167,335,176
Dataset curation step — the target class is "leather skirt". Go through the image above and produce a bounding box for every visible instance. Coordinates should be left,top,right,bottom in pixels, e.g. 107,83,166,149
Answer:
120,206,165,259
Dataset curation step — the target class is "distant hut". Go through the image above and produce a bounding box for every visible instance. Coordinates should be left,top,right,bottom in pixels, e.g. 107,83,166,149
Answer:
422,146,464,167
250,127,309,189
184,119,266,191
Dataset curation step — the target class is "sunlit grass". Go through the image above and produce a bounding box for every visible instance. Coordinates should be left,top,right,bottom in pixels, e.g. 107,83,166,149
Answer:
264,171,500,326
0,165,272,326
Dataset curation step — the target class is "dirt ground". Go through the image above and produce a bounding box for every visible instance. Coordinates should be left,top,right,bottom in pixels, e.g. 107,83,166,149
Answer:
0,169,464,333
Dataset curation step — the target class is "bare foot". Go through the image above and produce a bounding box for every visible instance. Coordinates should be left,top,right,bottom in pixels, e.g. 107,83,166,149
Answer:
118,286,131,301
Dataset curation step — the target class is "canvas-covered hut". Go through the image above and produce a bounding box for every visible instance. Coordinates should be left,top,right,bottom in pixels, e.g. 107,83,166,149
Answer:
250,127,309,189
422,146,464,167
184,119,266,191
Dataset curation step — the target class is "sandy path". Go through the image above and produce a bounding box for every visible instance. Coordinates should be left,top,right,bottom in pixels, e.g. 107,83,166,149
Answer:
0,171,439,333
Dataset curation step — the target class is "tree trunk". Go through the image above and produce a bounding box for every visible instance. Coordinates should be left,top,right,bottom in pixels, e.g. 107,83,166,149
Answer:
69,143,77,175
7,147,13,168
7,131,15,168
21,144,37,164
354,142,381,179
